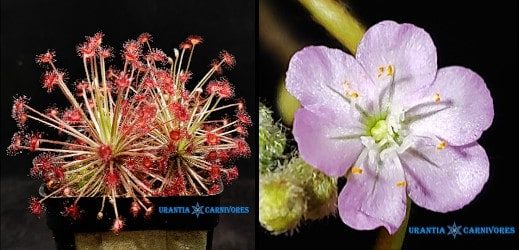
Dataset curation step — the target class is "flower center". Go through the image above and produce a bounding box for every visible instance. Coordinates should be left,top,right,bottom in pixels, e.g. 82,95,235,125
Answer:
370,119,388,143
364,111,402,147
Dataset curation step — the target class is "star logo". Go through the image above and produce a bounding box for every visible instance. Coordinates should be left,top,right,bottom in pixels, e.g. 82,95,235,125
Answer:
191,202,205,218
447,222,463,239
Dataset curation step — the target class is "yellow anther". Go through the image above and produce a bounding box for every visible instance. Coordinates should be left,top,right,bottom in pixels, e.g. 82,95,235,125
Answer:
434,92,441,103
377,65,394,78
351,166,363,174
377,66,385,78
396,181,406,187
387,65,394,76
437,140,447,150
348,91,359,100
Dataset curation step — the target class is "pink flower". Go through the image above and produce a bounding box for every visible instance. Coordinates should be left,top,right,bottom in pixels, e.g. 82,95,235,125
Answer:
286,21,494,234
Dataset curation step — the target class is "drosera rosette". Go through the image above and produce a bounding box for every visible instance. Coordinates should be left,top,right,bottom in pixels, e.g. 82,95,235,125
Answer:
8,33,250,233
286,20,494,234
9,32,164,233
140,35,251,197
258,103,337,235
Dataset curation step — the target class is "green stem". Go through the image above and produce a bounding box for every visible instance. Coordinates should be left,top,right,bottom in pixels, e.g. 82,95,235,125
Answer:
374,198,411,250
298,0,366,53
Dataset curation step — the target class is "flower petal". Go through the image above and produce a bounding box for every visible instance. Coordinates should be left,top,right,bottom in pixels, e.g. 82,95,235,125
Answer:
339,150,407,234
401,137,489,212
356,21,437,106
408,66,494,145
286,46,377,124
293,108,363,177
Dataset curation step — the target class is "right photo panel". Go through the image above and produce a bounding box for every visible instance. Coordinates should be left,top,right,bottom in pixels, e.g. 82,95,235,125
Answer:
258,0,518,249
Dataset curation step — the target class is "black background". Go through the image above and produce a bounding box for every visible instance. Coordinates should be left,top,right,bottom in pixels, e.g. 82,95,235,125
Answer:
1,0,255,249
258,0,518,249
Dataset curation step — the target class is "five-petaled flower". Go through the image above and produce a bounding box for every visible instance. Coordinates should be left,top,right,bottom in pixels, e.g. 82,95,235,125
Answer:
286,20,494,234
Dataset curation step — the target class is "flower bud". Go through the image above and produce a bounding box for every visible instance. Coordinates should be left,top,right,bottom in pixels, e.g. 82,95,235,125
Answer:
259,174,306,235
287,157,337,220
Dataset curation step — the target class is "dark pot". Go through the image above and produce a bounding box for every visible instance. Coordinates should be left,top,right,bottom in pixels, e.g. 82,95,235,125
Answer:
40,185,222,250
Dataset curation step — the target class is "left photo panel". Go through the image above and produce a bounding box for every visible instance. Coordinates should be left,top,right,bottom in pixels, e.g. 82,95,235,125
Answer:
0,0,255,249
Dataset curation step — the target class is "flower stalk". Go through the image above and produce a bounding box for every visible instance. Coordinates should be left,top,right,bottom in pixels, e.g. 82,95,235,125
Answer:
298,0,365,54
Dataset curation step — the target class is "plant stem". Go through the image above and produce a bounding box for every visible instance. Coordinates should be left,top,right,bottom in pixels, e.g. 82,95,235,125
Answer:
298,0,365,53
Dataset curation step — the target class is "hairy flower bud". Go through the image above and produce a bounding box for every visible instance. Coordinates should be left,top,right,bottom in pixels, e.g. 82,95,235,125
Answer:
287,157,337,220
259,174,306,235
